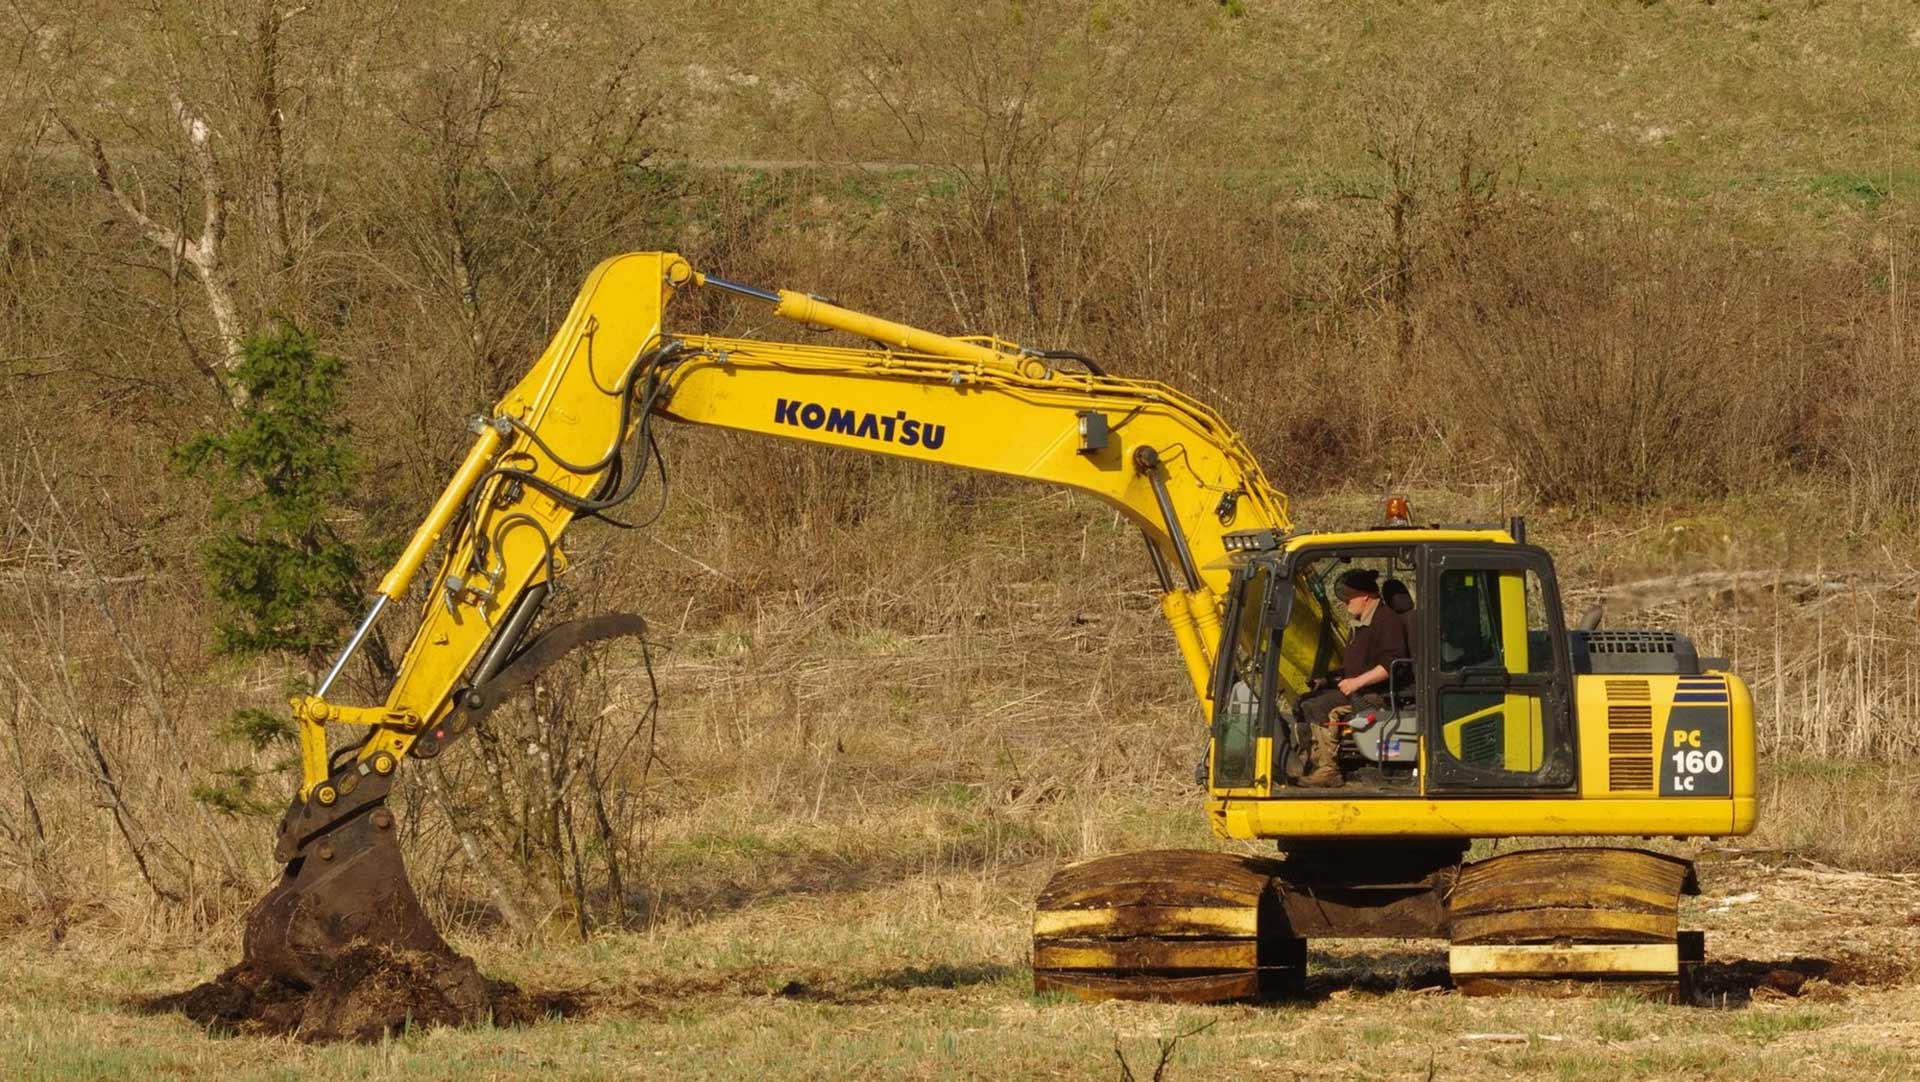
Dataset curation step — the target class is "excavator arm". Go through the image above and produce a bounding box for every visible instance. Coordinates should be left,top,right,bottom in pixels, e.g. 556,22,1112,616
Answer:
247,251,1301,986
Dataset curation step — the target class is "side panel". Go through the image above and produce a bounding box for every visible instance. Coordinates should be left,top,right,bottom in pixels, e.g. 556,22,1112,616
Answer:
1575,672,1752,806
1227,668,1757,839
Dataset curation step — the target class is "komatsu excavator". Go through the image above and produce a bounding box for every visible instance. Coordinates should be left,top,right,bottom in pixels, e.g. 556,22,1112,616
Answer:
250,251,1756,1004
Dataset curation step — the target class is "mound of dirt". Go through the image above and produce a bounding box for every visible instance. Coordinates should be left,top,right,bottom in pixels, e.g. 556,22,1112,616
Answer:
144,946,576,1043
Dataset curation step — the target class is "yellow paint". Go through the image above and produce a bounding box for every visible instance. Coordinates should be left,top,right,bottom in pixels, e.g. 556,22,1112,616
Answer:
1160,592,1211,705
294,252,1297,800
1218,794,1754,839
1031,907,1258,938
1573,671,1753,805
1449,942,1679,976
1728,671,1757,831
375,424,504,601
293,253,684,796
765,288,1017,371
1288,528,1514,549
1034,941,1257,970
1496,570,1543,770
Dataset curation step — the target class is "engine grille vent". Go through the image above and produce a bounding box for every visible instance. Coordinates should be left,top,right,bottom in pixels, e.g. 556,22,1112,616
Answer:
1609,757,1655,790
1608,731,1653,754
1606,681,1655,792
1575,631,1701,675
1588,630,1682,654
1605,679,1652,702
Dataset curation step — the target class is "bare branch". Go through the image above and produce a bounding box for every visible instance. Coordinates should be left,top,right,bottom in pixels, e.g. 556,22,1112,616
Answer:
49,98,246,398
254,0,293,274
168,86,227,269
48,107,192,261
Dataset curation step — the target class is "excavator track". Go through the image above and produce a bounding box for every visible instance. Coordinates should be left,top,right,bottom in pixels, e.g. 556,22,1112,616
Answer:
1032,850,1287,1003
1448,848,1699,999
1032,845,1700,1004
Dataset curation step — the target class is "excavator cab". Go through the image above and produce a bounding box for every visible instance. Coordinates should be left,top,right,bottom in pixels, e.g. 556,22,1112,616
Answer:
1207,524,1581,800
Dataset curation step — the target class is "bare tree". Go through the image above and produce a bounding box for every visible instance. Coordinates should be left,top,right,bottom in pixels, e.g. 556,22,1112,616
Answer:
52,93,245,401
362,1,661,393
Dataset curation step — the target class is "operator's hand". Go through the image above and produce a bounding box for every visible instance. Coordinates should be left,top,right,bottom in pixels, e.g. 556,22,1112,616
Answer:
1336,676,1361,697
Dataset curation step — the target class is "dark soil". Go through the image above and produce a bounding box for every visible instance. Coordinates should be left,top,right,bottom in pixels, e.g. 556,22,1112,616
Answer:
1687,952,1914,1005
141,946,579,1043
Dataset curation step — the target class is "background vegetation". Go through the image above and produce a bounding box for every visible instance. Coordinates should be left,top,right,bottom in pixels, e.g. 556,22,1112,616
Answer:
1,4,1918,1067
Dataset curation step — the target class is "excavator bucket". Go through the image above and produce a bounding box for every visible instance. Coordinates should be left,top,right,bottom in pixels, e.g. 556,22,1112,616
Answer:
244,800,453,988
241,613,650,989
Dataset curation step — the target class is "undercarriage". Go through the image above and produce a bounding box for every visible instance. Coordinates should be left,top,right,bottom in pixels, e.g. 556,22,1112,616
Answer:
1033,844,1700,1002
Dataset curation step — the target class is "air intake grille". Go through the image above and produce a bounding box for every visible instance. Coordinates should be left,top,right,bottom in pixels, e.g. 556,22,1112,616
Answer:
1606,680,1654,792
1608,731,1653,754
1460,714,1503,766
1609,757,1655,790
1605,679,1652,701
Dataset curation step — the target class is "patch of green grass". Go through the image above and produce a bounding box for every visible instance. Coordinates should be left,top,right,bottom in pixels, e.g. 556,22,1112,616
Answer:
1732,1005,1834,1043
1763,756,1888,783
1630,1042,1749,1076
1551,1052,1618,1082
1831,1041,1920,1075
654,827,778,871
1592,1007,1637,1042
925,781,980,808
1807,173,1887,206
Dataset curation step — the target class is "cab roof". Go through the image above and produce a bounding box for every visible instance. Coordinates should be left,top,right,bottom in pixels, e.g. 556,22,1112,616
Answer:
1213,524,1520,570
1282,526,1519,550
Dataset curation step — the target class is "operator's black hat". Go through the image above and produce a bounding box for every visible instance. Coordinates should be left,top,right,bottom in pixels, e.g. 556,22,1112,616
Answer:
1335,569,1380,600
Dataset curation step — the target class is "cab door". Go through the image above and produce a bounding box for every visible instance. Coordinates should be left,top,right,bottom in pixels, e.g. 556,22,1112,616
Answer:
1420,546,1577,791
1208,562,1278,795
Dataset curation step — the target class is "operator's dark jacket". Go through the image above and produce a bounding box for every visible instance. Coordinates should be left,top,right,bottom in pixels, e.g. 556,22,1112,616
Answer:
1300,601,1413,725
1343,602,1411,682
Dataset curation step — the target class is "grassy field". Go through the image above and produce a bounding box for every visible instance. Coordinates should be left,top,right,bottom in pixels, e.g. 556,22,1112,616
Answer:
5,839,1917,1080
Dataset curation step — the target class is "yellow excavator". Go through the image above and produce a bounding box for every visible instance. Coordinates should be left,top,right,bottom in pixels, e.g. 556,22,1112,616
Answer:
249,252,1756,1004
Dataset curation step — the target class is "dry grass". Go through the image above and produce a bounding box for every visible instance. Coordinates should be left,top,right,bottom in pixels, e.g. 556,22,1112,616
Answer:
2,843,1916,1079
5,471,1920,1069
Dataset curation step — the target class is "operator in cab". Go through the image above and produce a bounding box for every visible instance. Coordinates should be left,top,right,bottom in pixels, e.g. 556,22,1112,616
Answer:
1295,569,1412,788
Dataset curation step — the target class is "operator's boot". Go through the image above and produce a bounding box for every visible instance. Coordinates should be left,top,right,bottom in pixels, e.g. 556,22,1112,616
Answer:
1300,723,1345,789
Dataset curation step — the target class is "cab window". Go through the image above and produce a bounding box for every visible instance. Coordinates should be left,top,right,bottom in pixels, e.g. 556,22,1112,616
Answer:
1433,566,1554,774
1437,569,1551,675
1211,565,1273,788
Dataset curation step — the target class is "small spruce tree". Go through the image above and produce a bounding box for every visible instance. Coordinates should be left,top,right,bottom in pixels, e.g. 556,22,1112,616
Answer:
178,326,383,814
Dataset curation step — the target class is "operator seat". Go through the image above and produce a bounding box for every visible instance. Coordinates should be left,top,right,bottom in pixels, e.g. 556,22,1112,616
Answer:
1381,578,1414,616
1380,578,1416,707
